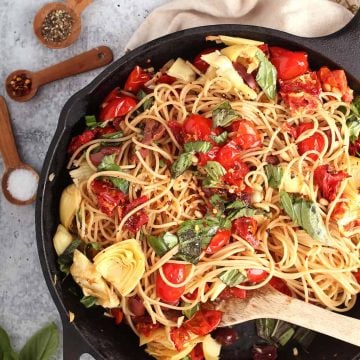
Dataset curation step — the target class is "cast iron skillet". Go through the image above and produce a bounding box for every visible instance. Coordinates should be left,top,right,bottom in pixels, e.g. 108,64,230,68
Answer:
36,12,360,360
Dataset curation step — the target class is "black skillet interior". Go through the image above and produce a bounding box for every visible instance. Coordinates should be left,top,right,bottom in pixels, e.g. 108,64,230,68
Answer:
36,12,360,360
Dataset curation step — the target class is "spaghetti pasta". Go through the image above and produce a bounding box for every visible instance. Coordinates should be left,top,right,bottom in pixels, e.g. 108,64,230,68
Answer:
55,36,360,359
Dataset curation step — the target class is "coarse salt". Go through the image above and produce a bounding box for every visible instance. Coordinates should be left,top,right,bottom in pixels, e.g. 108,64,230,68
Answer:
7,168,38,201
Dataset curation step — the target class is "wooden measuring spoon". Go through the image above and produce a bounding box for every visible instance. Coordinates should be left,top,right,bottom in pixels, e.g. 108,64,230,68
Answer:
5,46,113,102
218,285,360,346
33,0,92,48
0,96,39,205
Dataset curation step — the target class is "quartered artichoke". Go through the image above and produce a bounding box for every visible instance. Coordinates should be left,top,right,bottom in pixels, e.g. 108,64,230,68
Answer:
59,184,82,230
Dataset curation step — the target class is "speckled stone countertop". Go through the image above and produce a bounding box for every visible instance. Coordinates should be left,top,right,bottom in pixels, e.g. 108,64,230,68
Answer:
0,1,167,358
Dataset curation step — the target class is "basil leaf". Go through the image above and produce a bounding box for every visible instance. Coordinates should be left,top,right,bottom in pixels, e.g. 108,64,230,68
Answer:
347,118,360,144
211,131,228,145
182,302,200,319
147,232,178,257
184,141,212,153
109,177,129,194
0,326,18,360
219,269,247,286
350,95,360,116
85,115,97,128
255,50,277,100
226,200,264,221
210,194,227,214
176,220,202,264
280,192,328,242
205,161,226,181
137,89,154,111
212,101,239,127
80,295,98,308
101,131,124,139
265,164,284,189
18,323,59,360
171,152,194,178
57,239,82,275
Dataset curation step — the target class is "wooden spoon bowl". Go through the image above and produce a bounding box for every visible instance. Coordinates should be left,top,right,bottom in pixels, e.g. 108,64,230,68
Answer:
33,0,92,49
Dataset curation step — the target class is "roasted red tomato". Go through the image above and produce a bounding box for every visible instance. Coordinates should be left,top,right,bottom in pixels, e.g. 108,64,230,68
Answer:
314,165,348,202
197,146,220,166
67,129,96,155
269,47,309,81
269,277,292,297
110,308,123,325
296,122,325,161
168,120,185,145
193,48,217,73
156,263,186,303
231,120,262,149
123,196,149,233
183,114,212,141
205,229,231,254
218,287,247,299
170,327,190,351
135,317,161,337
91,179,126,217
232,217,258,247
215,141,243,170
99,95,137,121
222,161,250,187
246,269,268,283
189,343,205,360
156,73,176,85
318,66,353,103
184,283,210,301
184,309,222,336
349,137,360,157
124,65,152,93
353,270,360,283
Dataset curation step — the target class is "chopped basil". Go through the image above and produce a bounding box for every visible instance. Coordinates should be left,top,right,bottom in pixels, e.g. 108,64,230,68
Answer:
101,131,124,139
85,115,97,128
204,161,226,181
210,194,227,213
80,295,98,308
184,141,212,153
109,177,129,194
226,200,263,221
147,232,178,257
182,302,200,319
347,118,360,143
57,239,82,275
219,269,247,286
279,192,328,242
171,152,194,178
212,101,239,127
350,95,360,116
137,89,154,110
256,318,277,343
255,50,277,100
86,242,103,251
211,131,228,145
265,164,283,189
271,321,296,346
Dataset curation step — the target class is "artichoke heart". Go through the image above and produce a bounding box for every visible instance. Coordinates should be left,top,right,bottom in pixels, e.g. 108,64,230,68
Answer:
53,224,73,256
70,250,120,308
221,45,260,73
281,170,310,197
94,239,145,296
203,334,221,360
348,156,360,188
60,184,82,230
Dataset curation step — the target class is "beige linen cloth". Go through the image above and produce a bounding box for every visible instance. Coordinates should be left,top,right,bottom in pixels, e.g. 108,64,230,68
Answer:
126,0,358,50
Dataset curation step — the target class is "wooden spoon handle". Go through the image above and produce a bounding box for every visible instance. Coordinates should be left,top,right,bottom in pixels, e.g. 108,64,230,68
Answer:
65,0,93,15
0,96,21,169
34,46,113,87
263,290,360,347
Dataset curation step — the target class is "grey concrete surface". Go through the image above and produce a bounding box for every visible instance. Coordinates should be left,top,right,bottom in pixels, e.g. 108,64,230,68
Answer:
0,0,167,358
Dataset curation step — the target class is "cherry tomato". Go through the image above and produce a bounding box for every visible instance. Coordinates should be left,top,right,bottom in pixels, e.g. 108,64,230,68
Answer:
314,165,348,202
184,309,222,336
269,46,309,81
353,270,360,283
189,343,205,360
99,96,137,121
232,217,258,247
246,269,268,283
231,120,262,150
218,287,247,299
170,327,190,351
124,66,152,93
156,263,186,303
91,179,126,217
205,229,231,254
215,141,243,170
110,308,123,325
183,114,212,141
184,283,210,301
197,146,220,166
296,122,325,161
67,129,96,154
318,66,353,103
193,48,217,73
102,87,122,105
269,277,292,297
222,161,250,187
156,73,176,85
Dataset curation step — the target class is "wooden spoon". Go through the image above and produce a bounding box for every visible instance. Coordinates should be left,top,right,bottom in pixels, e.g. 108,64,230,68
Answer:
5,46,113,102
219,285,360,347
33,0,92,48
0,96,39,205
